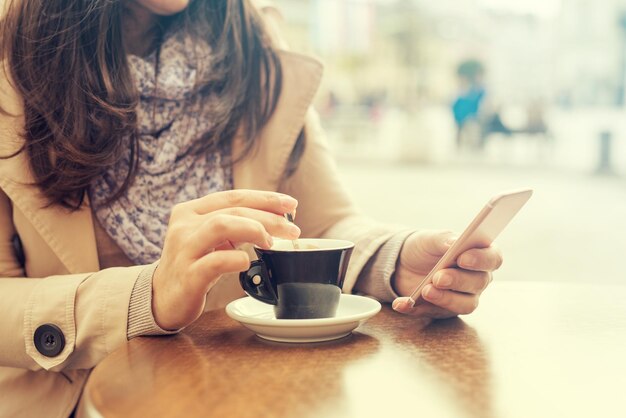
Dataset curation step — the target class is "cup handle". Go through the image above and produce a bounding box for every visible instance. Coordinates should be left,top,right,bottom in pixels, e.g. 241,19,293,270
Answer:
239,260,278,305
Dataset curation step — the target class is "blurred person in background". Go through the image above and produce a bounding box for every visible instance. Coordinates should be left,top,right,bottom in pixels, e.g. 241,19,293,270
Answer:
452,59,486,149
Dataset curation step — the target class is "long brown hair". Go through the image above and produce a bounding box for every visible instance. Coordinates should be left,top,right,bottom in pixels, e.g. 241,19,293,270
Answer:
0,0,286,209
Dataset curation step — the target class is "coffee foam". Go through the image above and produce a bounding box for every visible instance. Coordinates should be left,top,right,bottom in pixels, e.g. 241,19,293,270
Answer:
268,238,354,252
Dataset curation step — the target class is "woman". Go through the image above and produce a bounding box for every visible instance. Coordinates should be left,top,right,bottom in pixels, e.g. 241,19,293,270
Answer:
0,0,502,416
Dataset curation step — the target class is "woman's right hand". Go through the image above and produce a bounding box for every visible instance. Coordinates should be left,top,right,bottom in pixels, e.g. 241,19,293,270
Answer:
151,190,300,330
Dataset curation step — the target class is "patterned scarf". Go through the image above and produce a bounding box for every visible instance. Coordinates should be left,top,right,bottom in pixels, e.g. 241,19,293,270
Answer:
90,29,233,265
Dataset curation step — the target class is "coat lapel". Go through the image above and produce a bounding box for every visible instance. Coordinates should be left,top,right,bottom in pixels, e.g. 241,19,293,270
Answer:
232,51,323,191
0,50,322,274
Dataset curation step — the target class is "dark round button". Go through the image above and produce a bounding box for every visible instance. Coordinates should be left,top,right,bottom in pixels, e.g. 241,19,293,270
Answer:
34,324,65,358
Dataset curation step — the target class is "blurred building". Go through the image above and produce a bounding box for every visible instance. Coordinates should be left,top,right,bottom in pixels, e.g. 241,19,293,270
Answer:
273,0,626,173
555,0,626,107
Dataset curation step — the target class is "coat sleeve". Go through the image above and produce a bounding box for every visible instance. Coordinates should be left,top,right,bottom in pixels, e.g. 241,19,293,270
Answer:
0,189,149,372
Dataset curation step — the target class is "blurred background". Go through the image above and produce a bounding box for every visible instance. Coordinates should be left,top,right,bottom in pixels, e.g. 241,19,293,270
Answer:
274,0,626,285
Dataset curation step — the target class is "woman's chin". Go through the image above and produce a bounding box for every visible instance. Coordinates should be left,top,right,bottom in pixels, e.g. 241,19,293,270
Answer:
135,0,191,16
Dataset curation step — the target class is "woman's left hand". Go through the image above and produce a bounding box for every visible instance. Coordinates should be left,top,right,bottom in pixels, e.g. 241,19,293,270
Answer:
391,230,503,319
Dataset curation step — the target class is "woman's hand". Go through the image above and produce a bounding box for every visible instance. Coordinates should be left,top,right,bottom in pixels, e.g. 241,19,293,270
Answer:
151,190,301,330
391,230,503,319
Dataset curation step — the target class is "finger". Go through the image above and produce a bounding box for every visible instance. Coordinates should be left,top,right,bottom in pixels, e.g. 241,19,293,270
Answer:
211,207,301,239
432,269,491,295
421,284,479,315
410,230,458,261
392,296,457,319
187,215,273,259
188,250,251,294
392,296,418,313
186,190,298,215
456,246,503,272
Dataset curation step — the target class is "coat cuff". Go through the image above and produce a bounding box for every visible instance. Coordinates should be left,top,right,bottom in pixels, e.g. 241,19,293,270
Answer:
127,262,179,340
353,230,415,302
23,266,144,371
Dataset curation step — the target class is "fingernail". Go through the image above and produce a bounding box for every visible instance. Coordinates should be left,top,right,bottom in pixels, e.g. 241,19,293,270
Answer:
279,195,298,210
461,255,476,268
392,299,409,311
287,223,301,238
436,273,452,287
424,285,442,301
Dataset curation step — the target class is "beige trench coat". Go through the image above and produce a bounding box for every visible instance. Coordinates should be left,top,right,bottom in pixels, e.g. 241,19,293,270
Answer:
0,2,400,417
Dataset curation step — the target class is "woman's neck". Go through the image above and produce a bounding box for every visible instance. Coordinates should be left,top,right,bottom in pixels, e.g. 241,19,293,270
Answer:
123,2,162,57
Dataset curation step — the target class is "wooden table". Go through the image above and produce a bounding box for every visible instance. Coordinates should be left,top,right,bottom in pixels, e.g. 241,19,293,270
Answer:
81,282,626,418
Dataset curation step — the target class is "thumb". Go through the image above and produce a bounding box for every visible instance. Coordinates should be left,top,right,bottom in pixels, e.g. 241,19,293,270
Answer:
413,230,458,258
392,296,415,313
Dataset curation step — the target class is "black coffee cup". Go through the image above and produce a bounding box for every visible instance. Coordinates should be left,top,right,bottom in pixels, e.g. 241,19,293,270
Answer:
239,239,355,319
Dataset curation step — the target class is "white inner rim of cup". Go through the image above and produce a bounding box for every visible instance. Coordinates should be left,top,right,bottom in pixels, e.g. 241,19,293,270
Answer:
265,238,354,252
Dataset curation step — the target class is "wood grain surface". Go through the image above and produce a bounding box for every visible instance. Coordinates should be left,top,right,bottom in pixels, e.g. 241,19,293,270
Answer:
81,281,626,418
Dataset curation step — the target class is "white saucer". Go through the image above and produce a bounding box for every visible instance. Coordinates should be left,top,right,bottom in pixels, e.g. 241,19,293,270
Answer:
225,294,382,343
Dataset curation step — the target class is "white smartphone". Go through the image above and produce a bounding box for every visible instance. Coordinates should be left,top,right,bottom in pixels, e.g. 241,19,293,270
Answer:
408,188,533,306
